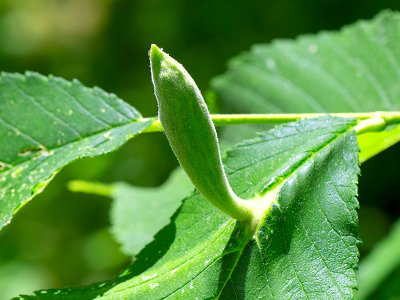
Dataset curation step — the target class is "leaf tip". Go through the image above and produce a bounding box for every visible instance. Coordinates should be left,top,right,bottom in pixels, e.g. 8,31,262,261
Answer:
149,44,167,69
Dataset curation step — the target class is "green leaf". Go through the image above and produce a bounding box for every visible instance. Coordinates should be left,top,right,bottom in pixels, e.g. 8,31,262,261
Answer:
356,217,400,299
357,125,400,162
69,168,193,258
0,72,153,229
212,10,400,161
111,168,193,257
221,118,360,299
18,117,360,299
20,191,247,299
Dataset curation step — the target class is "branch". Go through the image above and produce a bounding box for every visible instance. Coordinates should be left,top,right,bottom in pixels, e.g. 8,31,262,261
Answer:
142,111,400,133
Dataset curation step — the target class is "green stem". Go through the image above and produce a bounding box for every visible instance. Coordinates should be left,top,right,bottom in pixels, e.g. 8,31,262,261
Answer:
354,111,400,134
67,180,115,197
142,111,400,133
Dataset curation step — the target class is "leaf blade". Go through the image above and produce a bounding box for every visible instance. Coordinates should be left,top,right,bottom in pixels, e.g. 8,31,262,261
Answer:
111,168,193,257
212,10,400,161
69,168,194,258
221,118,360,299
19,117,361,299
0,72,153,229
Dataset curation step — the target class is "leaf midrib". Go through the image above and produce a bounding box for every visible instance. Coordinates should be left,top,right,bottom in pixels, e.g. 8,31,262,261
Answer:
212,119,358,299
257,120,357,202
105,218,236,297
0,117,155,172
249,120,357,299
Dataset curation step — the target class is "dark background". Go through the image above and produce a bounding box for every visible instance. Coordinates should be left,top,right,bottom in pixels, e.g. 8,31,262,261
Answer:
0,0,399,297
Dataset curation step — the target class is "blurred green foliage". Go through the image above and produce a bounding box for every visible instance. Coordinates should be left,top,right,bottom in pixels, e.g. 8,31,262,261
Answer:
0,0,399,297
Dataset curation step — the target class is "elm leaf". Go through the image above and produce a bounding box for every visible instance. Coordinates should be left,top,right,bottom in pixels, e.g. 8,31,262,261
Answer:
0,72,153,229
19,117,360,299
212,10,400,161
69,168,193,257
221,118,360,299
111,168,193,257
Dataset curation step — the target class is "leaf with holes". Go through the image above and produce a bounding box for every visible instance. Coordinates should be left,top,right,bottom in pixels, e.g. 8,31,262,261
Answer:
212,10,400,161
0,72,154,229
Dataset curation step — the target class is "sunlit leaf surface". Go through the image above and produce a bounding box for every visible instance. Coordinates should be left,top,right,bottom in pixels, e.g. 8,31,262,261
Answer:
20,117,360,299
213,10,400,161
0,72,153,229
